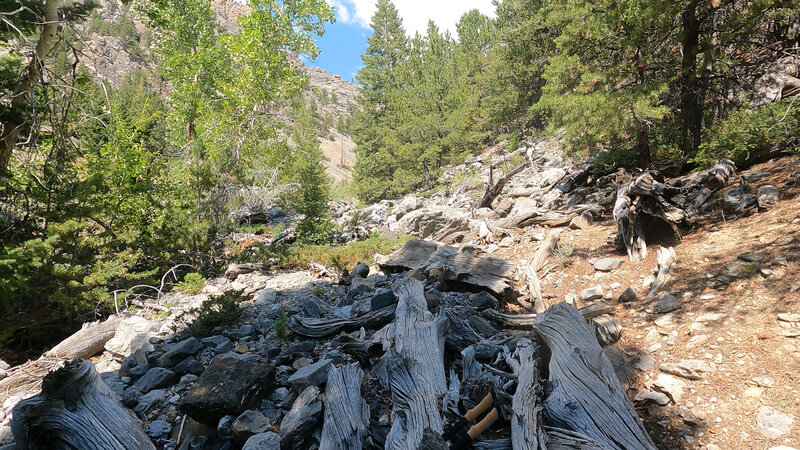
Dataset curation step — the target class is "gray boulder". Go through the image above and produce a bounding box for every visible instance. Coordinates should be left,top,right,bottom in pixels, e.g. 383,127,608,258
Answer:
280,386,322,449
243,432,281,450
757,185,779,209
133,367,177,394
156,337,202,367
179,353,276,424
581,285,604,301
232,410,273,444
593,258,622,272
288,358,332,390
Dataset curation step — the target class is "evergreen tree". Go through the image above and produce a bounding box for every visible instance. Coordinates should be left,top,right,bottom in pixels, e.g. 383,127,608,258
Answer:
291,102,332,244
352,0,409,202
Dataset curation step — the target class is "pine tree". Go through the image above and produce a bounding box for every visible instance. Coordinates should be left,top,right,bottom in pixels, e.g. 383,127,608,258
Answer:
352,0,409,202
291,101,332,244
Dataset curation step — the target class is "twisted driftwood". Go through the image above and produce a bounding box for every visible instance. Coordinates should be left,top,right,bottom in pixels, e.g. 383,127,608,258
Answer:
320,364,370,449
11,359,154,450
534,303,656,450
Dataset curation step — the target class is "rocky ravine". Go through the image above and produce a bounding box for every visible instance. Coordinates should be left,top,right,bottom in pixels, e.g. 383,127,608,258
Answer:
0,142,798,449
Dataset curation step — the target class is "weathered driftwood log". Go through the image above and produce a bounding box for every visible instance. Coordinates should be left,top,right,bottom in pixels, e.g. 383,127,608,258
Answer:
46,315,121,360
0,316,122,410
288,305,395,338
591,314,623,347
494,198,598,230
645,246,676,302
543,427,605,449
384,278,447,449
504,339,546,450
384,354,445,450
523,228,563,313
377,239,515,296
485,302,614,327
534,303,656,450
320,364,370,450
475,161,529,209
11,359,155,450
615,160,736,261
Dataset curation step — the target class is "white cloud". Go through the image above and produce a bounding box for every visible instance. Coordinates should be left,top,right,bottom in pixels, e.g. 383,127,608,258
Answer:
334,0,496,37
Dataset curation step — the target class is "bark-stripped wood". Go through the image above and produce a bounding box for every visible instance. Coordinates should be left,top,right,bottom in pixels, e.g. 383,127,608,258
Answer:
494,199,598,230
320,364,369,450
615,161,736,260
485,302,614,327
645,246,676,302
0,316,122,409
475,161,529,209
288,305,395,338
46,315,122,360
383,278,448,449
11,359,155,450
377,239,515,296
534,303,656,450
384,354,445,450
544,427,605,449
504,339,546,450
591,314,623,347
524,229,563,313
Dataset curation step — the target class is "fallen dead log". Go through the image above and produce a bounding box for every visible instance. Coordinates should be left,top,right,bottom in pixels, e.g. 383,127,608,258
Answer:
494,199,598,230
523,229,563,313
11,359,155,450
320,364,370,450
615,160,736,261
0,315,122,410
645,246,676,302
384,278,447,449
46,315,121,360
485,302,614,327
534,303,656,450
288,305,395,338
377,239,515,296
475,161,529,209
504,339,546,450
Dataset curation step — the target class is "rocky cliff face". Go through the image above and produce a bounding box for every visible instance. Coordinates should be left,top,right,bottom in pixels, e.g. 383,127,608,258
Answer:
75,0,359,181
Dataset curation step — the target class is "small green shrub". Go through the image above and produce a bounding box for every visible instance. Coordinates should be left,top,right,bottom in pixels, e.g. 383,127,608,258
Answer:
273,313,289,341
693,99,799,168
311,285,326,297
182,290,242,337
175,272,206,295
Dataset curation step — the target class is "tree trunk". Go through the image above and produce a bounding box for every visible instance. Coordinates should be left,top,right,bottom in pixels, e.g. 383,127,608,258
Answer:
0,0,61,174
680,0,704,158
11,359,155,450
637,127,650,169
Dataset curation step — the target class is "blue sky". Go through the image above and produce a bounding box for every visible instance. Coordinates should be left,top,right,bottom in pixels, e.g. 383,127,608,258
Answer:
308,0,496,81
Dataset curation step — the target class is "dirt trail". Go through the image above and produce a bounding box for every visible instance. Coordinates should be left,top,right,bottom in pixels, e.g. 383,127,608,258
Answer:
494,155,800,449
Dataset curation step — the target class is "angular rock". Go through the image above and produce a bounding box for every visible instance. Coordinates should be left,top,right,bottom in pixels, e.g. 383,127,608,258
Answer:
593,258,622,272
134,389,165,414
581,285,604,301
757,406,794,439
225,324,256,340
469,291,499,310
655,294,680,314
660,359,715,380
243,432,281,450
569,215,590,230
156,337,202,367
105,315,161,357
634,389,670,406
232,410,273,444
133,367,177,394
145,419,172,439
201,335,234,354
256,289,277,306
180,353,276,424
175,357,204,376
280,386,322,449
288,358,332,390
652,373,687,403
352,262,370,278
370,288,396,311
618,286,639,302
757,185,779,209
